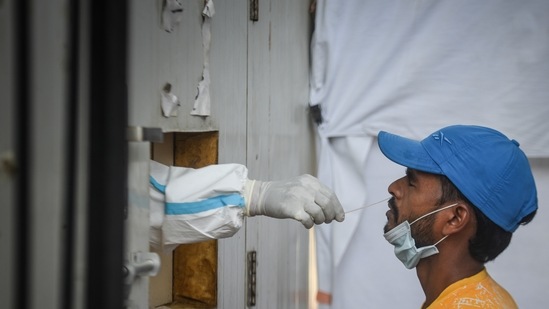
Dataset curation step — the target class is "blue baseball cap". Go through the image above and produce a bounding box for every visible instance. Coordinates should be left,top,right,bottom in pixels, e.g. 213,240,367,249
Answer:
378,125,537,232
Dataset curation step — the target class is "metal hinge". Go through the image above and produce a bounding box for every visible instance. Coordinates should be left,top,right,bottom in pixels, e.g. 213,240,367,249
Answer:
250,0,258,22
247,251,257,306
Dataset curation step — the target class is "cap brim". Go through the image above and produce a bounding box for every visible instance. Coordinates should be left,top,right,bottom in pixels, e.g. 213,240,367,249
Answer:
378,131,443,174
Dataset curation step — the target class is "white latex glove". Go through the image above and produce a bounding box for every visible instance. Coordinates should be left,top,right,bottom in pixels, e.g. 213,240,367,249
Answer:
244,174,345,228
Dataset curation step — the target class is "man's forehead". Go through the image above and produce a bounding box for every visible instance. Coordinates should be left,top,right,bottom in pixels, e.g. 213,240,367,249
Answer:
405,168,417,180
405,168,421,179
406,168,441,185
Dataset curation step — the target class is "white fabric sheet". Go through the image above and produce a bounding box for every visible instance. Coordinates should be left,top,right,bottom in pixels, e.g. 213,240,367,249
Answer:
311,0,549,308
311,0,549,156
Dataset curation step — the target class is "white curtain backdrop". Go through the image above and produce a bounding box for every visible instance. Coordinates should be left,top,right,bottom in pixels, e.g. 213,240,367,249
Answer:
311,0,549,308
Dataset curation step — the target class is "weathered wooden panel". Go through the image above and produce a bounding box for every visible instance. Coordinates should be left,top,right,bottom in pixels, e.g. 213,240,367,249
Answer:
246,0,314,308
130,0,312,308
129,0,213,132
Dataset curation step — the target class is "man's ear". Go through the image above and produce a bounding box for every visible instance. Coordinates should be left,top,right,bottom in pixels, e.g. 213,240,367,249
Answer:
441,204,473,235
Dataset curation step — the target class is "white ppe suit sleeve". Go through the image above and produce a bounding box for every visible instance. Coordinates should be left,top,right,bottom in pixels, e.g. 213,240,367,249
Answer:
149,161,345,251
149,160,248,251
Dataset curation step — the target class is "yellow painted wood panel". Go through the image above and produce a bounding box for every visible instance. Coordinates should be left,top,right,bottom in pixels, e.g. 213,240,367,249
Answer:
173,132,219,307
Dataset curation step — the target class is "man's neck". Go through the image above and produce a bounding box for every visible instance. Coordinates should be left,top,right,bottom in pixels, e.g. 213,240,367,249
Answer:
416,254,483,308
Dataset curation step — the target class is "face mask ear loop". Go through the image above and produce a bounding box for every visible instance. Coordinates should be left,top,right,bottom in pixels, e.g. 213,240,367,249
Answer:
434,234,450,246
410,203,459,226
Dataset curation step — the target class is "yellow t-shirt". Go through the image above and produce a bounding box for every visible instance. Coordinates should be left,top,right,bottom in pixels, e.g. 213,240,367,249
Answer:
425,268,518,309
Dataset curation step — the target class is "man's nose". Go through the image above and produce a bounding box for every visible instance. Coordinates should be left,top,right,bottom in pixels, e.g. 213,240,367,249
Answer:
387,176,405,199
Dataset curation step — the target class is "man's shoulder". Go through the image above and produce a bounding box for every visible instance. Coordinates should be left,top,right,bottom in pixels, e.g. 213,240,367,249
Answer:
426,269,518,309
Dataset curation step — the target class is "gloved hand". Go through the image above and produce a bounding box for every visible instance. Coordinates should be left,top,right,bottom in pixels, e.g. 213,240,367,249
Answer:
244,174,345,228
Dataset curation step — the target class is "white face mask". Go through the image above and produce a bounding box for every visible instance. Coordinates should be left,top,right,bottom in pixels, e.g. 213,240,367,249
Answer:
383,203,458,269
